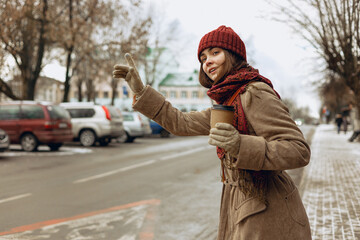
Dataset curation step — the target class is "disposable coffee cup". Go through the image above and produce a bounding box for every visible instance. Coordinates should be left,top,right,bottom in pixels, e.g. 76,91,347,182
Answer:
210,104,235,128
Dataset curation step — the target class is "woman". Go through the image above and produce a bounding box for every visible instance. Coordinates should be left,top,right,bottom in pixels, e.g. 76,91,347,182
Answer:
335,113,344,134
113,25,312,240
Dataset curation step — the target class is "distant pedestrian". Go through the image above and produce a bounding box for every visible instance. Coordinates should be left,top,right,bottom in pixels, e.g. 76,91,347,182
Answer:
348,103,360,142
113,25,311,239
335,113,343,134
322,106,331,123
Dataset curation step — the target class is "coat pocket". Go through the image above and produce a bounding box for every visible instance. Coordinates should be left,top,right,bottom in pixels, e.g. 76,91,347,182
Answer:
234,197,267,224
285,188,308,226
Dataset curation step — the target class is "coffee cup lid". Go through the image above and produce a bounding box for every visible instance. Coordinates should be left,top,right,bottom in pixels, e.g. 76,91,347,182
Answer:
212,104,234,111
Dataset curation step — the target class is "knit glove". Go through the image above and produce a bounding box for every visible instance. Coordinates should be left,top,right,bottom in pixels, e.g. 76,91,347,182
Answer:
208,123,241,157
113,53,145,95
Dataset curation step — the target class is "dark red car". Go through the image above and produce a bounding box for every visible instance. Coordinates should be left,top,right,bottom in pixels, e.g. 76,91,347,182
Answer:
0,101,73,151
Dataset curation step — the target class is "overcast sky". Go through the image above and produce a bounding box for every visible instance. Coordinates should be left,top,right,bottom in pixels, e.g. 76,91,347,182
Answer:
44,0,322,117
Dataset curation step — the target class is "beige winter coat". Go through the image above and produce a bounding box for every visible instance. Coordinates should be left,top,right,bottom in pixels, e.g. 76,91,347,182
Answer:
133,82,312,240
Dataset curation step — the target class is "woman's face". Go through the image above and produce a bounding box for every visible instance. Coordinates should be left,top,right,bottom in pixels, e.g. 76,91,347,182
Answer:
200,47,226,84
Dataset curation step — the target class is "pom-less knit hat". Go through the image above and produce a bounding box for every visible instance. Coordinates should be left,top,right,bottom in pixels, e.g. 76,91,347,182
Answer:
197,25,246,62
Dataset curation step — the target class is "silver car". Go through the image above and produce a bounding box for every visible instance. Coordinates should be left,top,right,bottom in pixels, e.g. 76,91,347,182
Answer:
0,128,10,152
60,102,125,146
118,111,152,143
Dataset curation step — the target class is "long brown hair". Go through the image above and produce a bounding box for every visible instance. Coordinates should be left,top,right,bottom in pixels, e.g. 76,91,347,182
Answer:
198,49,247,88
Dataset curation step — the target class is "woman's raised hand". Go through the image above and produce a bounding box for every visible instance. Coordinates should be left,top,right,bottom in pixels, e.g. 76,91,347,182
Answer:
113,53,145,94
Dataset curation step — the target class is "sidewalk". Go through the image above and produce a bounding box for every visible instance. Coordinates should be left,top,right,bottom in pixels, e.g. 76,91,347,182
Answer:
300,124,360,240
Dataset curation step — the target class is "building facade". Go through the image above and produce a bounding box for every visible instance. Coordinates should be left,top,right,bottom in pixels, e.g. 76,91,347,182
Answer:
0,76,64,103
158,70,212,112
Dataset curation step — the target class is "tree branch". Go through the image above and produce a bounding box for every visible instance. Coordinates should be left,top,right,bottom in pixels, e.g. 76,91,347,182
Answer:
0,77,20,100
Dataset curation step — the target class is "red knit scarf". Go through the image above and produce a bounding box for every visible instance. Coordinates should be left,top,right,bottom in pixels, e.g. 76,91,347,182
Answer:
207,66,280,160
207,66,280,202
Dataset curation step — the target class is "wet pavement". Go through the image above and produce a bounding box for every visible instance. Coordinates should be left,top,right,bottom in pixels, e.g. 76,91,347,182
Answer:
300,124,360,240
1,124,360,239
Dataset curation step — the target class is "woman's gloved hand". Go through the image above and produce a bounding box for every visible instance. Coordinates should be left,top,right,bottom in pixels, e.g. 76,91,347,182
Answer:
113,53,145,95
208,123,241,157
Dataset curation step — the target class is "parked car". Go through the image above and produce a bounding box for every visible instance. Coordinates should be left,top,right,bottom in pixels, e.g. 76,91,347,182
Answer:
118,111,152,143
0,128,10,152
60,102,125,146
150,120,170,138
0,101,73,151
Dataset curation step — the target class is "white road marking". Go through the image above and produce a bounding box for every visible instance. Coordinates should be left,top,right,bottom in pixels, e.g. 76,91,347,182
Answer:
0,193,32,204
1,146,92,157
73,160,157,184
159,146,212,161
74,145,214,184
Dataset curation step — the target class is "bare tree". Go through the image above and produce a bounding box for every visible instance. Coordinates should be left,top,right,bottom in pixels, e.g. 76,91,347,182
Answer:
0,0,155,103
139,6,183,87
54,0,115,102
319,73,353,114
0,46,19,99
93,1,152,105
282,98,313,123
73,54,98,102
0,0,61,100
270,0,360,115
60,0,153,104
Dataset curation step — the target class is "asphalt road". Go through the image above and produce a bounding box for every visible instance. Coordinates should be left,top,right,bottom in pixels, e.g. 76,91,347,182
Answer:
0,125,315,240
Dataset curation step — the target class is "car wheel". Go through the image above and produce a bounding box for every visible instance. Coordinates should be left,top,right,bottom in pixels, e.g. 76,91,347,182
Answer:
160,129,170,138
117,132,135,143
79,130,96,147
21,133,38,152
99,138,110,146
125,134,135,143
48,143,63,151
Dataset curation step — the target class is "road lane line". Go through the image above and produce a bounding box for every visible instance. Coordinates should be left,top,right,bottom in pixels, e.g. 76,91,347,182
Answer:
159,146,212,161
73,160,157,184
74,145,214,184
0,193,32,204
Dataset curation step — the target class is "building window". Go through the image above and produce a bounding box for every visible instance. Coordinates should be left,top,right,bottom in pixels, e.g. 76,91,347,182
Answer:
192,91,199,99
103,91,109,98
181,91,187,99
95,91,99,98
170,91,176,98
114,92,119,98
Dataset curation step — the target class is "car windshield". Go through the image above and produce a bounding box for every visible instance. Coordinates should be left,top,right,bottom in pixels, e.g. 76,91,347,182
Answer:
47,106,70,120
123,114,134,121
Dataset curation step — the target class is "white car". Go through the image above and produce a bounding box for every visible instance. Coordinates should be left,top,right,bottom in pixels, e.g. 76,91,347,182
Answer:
0,128,10,152
60,102,125,146
118,112,152,143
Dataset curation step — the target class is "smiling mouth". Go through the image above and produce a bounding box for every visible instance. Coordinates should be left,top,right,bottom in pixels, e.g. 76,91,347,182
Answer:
209,68,216,74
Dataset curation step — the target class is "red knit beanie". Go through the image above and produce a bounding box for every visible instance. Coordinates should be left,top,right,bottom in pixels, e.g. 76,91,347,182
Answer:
198,25,246,62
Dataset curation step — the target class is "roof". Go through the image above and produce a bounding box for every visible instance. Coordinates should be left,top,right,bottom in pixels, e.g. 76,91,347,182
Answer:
159,70,201,87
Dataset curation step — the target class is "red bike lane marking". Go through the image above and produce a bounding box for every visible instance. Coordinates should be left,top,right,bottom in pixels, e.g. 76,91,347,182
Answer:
0,199,161,238
138,200,159,240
